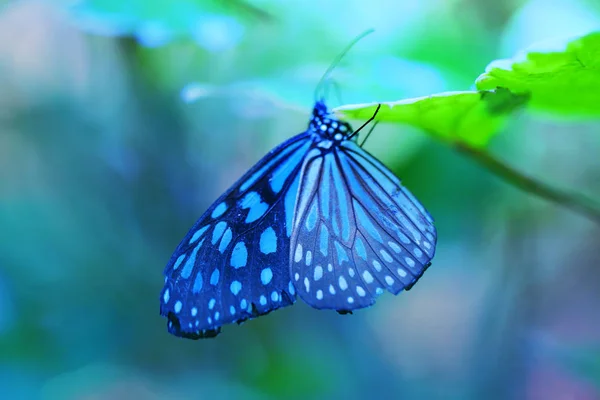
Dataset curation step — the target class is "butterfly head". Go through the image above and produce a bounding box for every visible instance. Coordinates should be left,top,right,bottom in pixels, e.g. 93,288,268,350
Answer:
309,100,354,142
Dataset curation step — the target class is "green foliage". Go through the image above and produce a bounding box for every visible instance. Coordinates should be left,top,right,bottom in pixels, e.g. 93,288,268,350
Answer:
337,31,600,150
336,89,528,148
476,31,600,116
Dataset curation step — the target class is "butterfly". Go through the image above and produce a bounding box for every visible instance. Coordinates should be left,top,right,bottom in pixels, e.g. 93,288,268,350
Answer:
160,98,437,339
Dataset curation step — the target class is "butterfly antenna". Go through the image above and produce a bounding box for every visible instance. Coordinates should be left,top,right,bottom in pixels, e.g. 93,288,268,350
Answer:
360,121,379,147
349,103,381,141
313,29,375,102
323,79,345,107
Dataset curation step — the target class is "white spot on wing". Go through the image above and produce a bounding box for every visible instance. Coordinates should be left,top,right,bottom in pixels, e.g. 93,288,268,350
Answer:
356,286,366,297
230,280,242,295
294,243,303,262
305,250,312,266
261,267,273,285
380,249,393,263
314,265,323,281
373,260,382,272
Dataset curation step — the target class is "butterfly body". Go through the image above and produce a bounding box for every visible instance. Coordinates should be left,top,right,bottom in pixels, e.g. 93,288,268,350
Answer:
160,100,436,339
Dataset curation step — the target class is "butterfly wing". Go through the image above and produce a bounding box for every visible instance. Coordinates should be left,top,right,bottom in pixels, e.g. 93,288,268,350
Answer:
161,132,312,338
290,140,436,311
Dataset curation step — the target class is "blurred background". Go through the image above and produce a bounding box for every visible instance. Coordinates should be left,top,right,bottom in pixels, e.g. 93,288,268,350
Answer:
1,0,600,399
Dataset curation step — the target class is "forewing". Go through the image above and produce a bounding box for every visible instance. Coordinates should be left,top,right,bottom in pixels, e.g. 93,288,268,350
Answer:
161,132,312,338
290,141,437,311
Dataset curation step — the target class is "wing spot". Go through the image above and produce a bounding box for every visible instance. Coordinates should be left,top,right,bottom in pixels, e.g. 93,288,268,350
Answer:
215,312,220,321
426,232,435,242
356,286,366,297
261,268,273,285
424,241,432,249
218,228,233,253
240,191,269,223
355,237,367,261
240,299,247,310
375,288,384,295
174,301,182,314
400,233,411,244
314,265,323,281
230,241,248,269
348,268,355,278
259,227,277,254
373,260,382,272
335,241,349,265
305,250,312,266
163,289,170,303
208,317,212,324
259,295,267,306
271,291,279,302
294,243,303,263
328,263,333,272
181,243,201,279
385,276,394,286
173,254,185,271
329,284,336,295
347,296,354,304
306,202,318,232
304,277,310,292
189,225,210,244
294,272,300,281
339,276,348,291
397,268,407,277
192,271,203,293
211,221,227,245
388,241,402,253
211,202,227,218
362,270,374,284
230,280,242,296
288,281,296,296
319,225,329,256
354,201,383,243
414,247,423,258
230,306,236,315
406,257,416,268
316,290,323,300
208,298,216,310
191,307,197,317
210,269,220,285
380,249,393,263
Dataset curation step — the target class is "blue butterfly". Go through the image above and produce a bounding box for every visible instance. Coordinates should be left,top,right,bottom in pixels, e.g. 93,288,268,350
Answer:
160,99,437,339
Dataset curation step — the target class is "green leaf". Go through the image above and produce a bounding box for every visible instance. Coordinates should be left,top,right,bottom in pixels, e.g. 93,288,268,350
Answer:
335,89,528,148
476,31,600,116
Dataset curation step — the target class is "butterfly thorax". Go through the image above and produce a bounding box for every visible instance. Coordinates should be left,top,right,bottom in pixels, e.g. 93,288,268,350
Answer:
308,101,354,148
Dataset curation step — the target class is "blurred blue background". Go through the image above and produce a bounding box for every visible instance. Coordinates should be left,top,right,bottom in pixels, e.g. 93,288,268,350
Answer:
1,0,600,399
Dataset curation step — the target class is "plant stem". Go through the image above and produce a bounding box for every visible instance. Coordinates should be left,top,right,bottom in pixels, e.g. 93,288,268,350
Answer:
456,142,600,224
